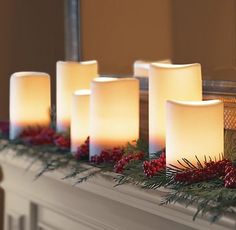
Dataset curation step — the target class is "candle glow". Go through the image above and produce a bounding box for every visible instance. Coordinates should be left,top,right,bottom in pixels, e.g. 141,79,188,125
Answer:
56,60,98,132
10,72,51,139
89,77,139,158
149,63,202,155
166,99,224,166
71,89,90,153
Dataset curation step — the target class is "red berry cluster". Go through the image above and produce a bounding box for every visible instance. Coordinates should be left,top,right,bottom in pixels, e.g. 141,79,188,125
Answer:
143,152,166,177
20,127,55,145
224,162,236,188
20,127,70,150
75,137,89,160
90,147,124,164
114,151,145,173
54,135,70,149
174,159,230,184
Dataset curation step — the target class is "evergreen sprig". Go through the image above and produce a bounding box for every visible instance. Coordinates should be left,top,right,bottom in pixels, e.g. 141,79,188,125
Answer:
161,179,236,222
0,137,76,178
115,156,236,223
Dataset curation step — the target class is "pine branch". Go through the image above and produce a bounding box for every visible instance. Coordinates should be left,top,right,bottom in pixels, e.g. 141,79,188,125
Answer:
114,160,146,186
161,179,236,222
73,170,100,185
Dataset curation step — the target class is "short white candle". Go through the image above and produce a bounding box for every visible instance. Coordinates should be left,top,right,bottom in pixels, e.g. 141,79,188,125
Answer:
71,89,90,153
56,60,98,132
166,100,224,166
90,77,139,158
10,72,51,139
149,63,202,155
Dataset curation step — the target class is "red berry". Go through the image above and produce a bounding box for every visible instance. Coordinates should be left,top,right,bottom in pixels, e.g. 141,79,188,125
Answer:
174,159,231,184
75,137,89,160
19,127,71,150
143,152,166,177
54,135,70,149
114,151,144,173
90,147,124,165
20,127,56,145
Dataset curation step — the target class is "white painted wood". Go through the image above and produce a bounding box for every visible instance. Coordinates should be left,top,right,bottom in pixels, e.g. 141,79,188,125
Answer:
0,150,235,230
5,192,30,230
6,211,25,230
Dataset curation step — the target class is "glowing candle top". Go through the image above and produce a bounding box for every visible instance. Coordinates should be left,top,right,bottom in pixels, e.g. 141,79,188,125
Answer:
133,59,171,77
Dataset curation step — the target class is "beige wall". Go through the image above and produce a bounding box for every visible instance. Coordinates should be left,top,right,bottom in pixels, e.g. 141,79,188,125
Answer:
80,0,173,74
81,0,236,79
172,0,236,79
0,0,64,120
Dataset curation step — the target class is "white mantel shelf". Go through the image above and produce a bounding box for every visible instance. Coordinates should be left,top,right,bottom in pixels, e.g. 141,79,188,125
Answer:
0,149,235,230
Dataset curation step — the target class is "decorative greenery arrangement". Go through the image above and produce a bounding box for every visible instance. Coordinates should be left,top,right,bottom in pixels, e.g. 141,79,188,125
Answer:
0,123,235,224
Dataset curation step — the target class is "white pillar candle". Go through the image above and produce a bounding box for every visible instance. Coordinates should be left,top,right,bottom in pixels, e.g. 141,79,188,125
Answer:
133,59,171,77
10,72,51,139
149,63,202,155
56,60,98,132
166,100,224,166
71,89,90,153
90,77,139,158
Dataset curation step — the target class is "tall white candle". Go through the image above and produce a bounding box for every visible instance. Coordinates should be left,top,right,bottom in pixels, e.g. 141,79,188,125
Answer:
56,60,98,132
10,72,51,139
166,100,224,166
71,89,90,153
149,63,202,155
90,77,139,158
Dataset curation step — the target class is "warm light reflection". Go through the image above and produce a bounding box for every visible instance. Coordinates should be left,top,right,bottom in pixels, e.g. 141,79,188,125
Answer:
10,72,51,139
166,99,224,166
152,63,197,69
71,90,90,153
149,63,202,155
74,89,91,96
56,60,98,132
92,77,117,82
90,77,139,158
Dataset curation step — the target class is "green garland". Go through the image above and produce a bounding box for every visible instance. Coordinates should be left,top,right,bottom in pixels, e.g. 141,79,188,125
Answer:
0,131,235,224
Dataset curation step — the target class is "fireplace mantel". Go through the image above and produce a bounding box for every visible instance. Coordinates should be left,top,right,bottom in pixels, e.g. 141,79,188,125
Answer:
0,150,235,230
